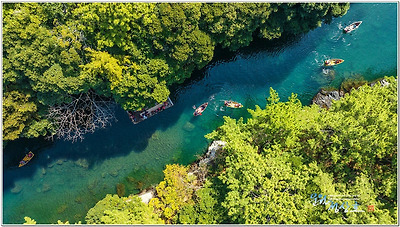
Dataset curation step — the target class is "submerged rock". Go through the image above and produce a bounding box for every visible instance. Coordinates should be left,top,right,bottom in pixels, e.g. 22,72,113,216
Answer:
74,158,89,169
109,170,119,177
75,196,83,204
116,183,126,197
183,122,195,132
57,204,68,214
11,184,22,194
42,183,51,192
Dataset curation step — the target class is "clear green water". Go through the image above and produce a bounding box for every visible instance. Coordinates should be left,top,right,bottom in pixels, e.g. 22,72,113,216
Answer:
3,3,397,224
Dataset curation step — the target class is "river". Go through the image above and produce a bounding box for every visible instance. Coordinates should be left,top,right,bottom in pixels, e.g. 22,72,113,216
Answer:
3,3,397,224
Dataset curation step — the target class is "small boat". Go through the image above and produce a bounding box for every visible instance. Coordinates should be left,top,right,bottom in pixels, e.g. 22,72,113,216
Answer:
343,21,362,33
224,100,243,108
19,151,34,167
324,59,344,66
193,102,208,116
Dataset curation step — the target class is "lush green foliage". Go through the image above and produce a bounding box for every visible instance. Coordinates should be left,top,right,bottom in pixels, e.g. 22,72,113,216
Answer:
85,194,163,224
81,76,396,224
3,2,349,141
149,164,197,223
204,76,397,224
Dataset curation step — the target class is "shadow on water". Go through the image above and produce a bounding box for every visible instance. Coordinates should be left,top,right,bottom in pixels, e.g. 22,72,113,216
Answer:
3,101,184,191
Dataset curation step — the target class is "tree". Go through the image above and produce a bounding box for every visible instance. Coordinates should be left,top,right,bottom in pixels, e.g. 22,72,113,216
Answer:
85,194,163,224
3,2,351,143
149,164,197,223
204,77,397,224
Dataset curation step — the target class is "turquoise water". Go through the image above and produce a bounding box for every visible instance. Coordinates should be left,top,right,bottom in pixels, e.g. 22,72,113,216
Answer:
3,3,397,224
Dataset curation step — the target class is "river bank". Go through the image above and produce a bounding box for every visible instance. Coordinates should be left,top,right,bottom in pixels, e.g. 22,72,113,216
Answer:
312,77,395,109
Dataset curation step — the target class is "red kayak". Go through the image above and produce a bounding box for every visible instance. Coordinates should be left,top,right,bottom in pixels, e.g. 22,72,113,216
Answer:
193,102,208,116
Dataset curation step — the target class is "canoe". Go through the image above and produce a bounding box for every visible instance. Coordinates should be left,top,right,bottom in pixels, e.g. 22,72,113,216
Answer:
224,100,243,108
193,102,208,116
19,151,34,167
343,21,362,33
324,59,344,66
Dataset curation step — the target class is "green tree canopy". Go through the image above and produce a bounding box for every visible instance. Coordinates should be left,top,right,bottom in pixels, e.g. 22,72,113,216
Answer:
85,194,163,224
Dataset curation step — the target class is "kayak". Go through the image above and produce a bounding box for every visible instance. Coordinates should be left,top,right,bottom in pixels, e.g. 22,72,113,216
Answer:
324,59,344,66
19,151,34,167
224,100,243,108
344,21,362,33
193,102,208,116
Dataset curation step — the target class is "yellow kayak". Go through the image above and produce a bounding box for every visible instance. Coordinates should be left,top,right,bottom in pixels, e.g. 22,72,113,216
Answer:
19,151,34,167
324,59,344,66
224,101,243,108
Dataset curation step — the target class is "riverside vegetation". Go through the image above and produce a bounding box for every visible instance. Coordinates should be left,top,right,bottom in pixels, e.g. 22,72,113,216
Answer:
3,2,349,142
25,76,397,224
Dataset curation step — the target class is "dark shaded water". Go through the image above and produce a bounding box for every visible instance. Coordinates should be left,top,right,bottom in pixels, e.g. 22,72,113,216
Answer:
3,3,397,224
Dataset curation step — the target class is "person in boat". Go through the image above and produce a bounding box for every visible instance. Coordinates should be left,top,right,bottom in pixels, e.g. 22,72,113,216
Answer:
20,160,26,165
28,152,33,158
235,103,240,107
224,101,230,106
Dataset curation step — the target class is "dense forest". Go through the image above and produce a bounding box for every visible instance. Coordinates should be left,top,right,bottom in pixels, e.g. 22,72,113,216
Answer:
24,76,398,224
3,2,350,142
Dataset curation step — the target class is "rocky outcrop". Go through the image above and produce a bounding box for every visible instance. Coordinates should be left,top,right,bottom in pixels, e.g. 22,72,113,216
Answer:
312,89,345,109
138,189,155,204
134,141,227,203
312,78,392,109
198,140,227,166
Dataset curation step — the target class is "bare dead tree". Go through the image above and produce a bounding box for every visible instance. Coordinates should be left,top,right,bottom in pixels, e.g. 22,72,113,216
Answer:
47,91,117,142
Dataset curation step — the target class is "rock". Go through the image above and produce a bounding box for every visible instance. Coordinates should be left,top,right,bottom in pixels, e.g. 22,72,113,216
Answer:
109,170,118,177
56,159,64,165
41,168,46,175
57,204,68,214
47,162,55,168
42,183,51,192
138,189,155,204
313,78,391,109
199,141,227,166
11,184,22,194
116,183,126,197
74,159,89,169
312,89,344,109
75,196,83,204
380,79,390,87
183,122,195,132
